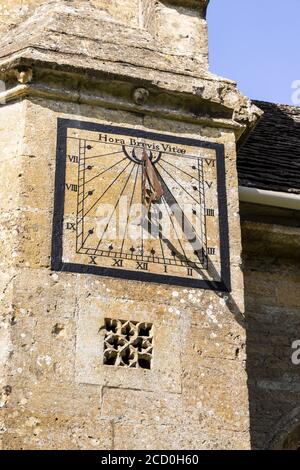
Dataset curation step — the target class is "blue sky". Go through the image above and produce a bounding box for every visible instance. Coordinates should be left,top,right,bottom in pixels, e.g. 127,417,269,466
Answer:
208,0,300,105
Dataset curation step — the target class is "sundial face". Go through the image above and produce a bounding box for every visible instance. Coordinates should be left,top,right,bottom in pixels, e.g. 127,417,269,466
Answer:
52,119,230,291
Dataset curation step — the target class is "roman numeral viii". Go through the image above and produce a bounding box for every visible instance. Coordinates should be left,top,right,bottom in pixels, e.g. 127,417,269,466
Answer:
65,183,78,192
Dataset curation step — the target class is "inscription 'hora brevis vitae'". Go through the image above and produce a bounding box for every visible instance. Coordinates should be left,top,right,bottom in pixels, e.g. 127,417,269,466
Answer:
99,133,187,155
52,119,231,291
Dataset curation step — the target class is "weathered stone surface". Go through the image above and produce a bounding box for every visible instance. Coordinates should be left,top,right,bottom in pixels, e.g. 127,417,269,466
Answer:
0,92,250,449
3,411,113,450
0,1,262,140
113,423,249,450
0,0,209,71
242,220,300,450
0,0,260,450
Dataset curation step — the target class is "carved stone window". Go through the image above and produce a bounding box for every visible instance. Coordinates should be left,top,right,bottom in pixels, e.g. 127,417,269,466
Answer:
103,318,153,369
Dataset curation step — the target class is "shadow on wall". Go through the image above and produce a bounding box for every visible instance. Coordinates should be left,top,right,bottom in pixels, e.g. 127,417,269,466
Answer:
238,102,300,449
239,103,300,450
243,236,300,450
241,213,300,444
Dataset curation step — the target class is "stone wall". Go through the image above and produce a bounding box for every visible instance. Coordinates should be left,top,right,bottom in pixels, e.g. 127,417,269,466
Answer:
0,0,261,450
242,220,300,450
0,96,249,450
0,0,208,68
0,1,138,33
0,0,209,64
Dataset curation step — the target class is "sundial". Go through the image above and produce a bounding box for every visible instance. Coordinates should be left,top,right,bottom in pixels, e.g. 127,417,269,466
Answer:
52,119,230,291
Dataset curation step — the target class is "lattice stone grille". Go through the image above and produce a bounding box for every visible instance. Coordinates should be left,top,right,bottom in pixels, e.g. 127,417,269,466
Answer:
103,318,153,369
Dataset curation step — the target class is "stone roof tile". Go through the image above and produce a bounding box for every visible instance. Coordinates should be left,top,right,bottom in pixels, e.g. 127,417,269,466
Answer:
238,100,300,194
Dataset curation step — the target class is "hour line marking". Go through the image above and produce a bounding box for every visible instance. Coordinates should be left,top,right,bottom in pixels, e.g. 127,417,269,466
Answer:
157,162,199,204
160,158,199,181
84,157,127,185
85,150,124,160
120,164,139,255
93,162,136,254
78,160,132,222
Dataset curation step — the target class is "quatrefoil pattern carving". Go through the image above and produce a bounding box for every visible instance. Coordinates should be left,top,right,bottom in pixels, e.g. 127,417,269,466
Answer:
103,318,153,369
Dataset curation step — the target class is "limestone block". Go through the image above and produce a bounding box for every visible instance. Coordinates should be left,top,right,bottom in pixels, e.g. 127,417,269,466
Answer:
0,102,25,159
11,269,79,320
0,209,51,269
3,411,112,450
0,157,23,212
113,422,250,450
75,296,182,394
16,383,102,417
155,2,208,60
0,0,139,36
101,387,183,425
